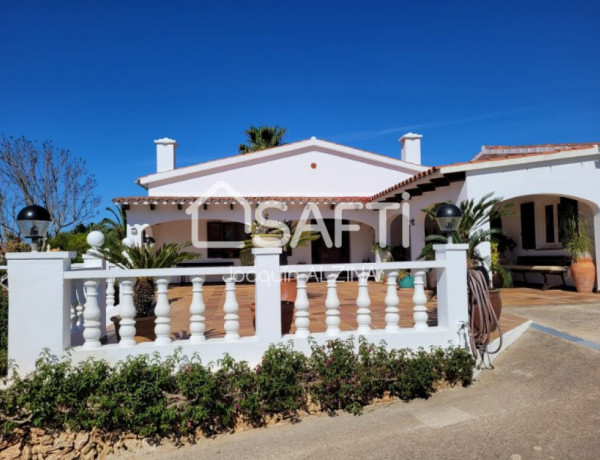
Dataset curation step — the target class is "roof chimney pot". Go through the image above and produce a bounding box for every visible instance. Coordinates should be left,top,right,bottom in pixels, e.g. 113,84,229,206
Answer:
154,138,177,173
399,133,423,164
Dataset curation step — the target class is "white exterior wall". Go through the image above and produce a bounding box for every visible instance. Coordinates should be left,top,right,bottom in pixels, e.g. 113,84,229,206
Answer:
147,148,419,197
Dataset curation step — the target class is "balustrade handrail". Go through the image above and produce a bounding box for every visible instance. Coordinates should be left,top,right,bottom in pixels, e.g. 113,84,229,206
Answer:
281,260,446,274
64,265,258,280
64,260,446,280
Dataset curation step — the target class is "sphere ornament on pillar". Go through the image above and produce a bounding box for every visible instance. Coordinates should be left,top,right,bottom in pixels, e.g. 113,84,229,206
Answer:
16,204,51,251
87,230,105,249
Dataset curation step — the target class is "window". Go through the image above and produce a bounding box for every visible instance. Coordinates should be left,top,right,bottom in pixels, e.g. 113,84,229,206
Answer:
206,222,248,258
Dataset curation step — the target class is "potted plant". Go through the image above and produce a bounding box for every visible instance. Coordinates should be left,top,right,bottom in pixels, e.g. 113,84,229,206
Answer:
562,215,596,293
96,240,196,341
397,270,414,289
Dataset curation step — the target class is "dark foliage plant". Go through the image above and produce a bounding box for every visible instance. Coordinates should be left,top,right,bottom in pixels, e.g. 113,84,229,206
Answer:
0,341,475,440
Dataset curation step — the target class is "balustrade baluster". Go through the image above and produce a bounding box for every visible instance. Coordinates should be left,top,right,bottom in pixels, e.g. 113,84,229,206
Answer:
294,273,310,337
412,270,429,329
154,278,171,344
82,280,101,349
118,279,136,347
223,276,240,340
106,277,115,309
384,270,400,331
70,281,79,330
189,276,206,343
325,271,341,336
356,271,371,334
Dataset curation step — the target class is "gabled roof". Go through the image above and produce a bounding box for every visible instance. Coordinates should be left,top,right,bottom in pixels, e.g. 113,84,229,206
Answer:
137,137,428,188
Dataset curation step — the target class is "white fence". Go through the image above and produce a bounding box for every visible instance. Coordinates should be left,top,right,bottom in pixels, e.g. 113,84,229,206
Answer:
6,245,469,374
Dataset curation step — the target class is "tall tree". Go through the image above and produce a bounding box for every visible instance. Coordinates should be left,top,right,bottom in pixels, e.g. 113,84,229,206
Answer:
238,125,286,154
0,135,101,239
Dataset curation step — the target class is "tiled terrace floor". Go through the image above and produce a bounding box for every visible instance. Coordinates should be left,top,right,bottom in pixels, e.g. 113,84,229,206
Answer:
107,284,600,344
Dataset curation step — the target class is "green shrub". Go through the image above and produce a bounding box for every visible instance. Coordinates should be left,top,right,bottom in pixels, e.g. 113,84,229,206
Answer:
0,341,475,440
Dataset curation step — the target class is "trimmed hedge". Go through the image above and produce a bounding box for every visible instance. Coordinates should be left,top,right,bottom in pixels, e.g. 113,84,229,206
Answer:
0,339,475,439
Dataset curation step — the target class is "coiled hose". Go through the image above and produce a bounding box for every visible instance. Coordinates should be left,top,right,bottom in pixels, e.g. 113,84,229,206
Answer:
467,269,503,366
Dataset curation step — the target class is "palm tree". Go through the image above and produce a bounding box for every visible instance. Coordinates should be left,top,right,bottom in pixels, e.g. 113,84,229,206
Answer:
101,205,128,249
238,125,287,154
96,241,196,317
419,192,513,264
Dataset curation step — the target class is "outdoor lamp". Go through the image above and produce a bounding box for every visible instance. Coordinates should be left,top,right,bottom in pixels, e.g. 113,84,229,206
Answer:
143,236,156,247
16,205,51,252
435,203,462,241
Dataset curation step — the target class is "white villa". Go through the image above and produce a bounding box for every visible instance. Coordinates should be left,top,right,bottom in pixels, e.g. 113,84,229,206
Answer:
7,133,600,373
117,135,600,288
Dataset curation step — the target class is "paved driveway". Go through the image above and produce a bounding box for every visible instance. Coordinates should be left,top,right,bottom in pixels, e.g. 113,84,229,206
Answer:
116,302,600,460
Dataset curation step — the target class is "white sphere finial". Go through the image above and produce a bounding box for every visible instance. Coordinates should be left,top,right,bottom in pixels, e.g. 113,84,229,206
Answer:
87,230,105,249
122,237,134,248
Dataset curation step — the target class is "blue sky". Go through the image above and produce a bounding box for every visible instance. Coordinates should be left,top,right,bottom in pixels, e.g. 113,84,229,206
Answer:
1,0,599,219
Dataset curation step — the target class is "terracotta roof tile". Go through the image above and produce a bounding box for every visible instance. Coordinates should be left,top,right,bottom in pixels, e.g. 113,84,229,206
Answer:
113,196,372,205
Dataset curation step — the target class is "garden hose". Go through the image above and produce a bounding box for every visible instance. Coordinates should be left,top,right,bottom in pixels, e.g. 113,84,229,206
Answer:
467,269,503,366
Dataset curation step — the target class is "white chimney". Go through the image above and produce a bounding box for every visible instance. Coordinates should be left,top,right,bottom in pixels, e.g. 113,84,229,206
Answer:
399,133,423,164
154,138,177,173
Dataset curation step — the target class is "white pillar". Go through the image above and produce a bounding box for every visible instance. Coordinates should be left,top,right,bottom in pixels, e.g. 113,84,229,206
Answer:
252,248,282,342
434,244,469,341
6,251,75,375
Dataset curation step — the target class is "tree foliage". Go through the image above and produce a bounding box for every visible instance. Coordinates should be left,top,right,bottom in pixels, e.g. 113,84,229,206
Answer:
238,125,286,154
419,192,514,263
0,135,101,240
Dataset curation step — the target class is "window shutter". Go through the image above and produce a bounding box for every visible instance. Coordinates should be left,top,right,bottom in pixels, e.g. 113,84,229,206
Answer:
520,202,536,250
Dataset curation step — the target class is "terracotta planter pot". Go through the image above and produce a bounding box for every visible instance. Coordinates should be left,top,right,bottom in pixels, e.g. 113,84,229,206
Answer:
250,301,294,334
570,258,596,293
280,278,298,303
111,315,157,343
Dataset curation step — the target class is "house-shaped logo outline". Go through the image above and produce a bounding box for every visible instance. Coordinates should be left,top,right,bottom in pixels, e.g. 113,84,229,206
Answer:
185,180,253,249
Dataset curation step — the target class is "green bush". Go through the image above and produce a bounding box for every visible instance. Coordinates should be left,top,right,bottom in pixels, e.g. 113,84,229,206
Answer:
0,341,475,439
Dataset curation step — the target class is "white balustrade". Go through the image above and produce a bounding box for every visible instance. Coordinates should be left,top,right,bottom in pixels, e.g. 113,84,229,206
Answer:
154,278,171,344
106,278,115,309
384,270,400,331
412,270,429,329
82,280,101,349
70,281,81,330
294,273,310,338
223,276,240,341
325,271,341,336
189,276,206,343
356,271,371,334
118,279,137,347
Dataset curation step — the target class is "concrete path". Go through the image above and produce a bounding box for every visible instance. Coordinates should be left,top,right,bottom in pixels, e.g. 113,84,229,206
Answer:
117,302,600,460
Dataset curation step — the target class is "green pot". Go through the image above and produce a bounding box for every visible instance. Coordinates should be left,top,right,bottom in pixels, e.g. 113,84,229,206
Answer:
398,274,414,289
